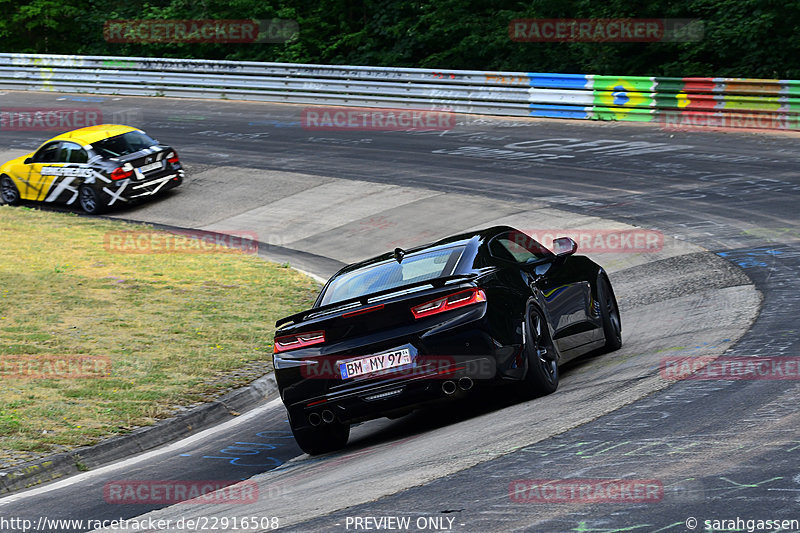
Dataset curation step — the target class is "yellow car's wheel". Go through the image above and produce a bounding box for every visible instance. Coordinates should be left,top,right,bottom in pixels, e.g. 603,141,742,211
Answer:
0,175,21,205
78,185,105,214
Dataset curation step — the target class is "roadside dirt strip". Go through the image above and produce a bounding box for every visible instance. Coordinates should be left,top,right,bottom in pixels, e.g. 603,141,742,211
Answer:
91,167,759,531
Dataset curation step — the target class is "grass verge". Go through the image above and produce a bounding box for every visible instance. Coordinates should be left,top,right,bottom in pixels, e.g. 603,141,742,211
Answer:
0,205,318,463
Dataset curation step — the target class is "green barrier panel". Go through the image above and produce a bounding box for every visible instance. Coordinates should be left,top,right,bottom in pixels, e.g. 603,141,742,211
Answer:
591,76,656,120
592,75,656,91
785,81,800,99
653,78,687,93
591,105,655,122
591,90,658,108
652,92,704,110
721,95,781,112
654,78,686,110
655,77,716,94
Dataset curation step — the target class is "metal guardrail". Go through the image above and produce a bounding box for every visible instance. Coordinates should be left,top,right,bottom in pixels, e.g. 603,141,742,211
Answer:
2,53,799,130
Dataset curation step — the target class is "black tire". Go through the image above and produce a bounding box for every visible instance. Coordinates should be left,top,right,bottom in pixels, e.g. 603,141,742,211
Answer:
520,306,559,398
289,413,350,455
0,175,21,205
78,185,105,214
598,275,622,352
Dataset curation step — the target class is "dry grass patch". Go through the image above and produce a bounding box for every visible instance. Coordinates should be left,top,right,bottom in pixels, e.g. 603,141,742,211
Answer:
0,206,318,458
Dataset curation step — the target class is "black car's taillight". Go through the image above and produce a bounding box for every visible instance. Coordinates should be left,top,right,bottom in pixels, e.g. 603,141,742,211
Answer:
410,288,486,319
166,151,179,164
273,330,326,353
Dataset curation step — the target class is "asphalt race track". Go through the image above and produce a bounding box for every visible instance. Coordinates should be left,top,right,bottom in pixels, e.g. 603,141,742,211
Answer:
1,91,799,533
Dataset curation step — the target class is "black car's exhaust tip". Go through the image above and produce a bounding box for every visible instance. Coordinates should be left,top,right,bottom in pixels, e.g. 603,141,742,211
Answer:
321,410,335,424
308,412,322,426
442,380,457,395
458,377,474,391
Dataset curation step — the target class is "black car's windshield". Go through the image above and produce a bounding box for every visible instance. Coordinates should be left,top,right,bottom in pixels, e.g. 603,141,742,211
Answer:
320,246,465,306
92,131,157,158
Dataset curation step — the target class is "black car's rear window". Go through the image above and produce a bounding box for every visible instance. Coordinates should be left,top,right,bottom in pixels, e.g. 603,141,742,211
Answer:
320,246,465,306
91,131,157,158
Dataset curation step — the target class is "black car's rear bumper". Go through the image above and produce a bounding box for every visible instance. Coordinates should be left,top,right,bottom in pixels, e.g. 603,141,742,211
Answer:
283,355,502,429
275,313,525,429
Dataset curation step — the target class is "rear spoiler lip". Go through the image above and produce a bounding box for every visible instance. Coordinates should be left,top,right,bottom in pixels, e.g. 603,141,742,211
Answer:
275,274,479,329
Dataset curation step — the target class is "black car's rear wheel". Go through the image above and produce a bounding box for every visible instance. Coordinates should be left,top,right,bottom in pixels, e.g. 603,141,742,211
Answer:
521,306,559,397
1,176,21,205
289,413,350,455
79,185,105,214
598,275,622,352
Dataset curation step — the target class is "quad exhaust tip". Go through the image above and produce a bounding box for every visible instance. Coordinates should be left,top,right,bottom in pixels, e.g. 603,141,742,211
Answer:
309,410,336,425
458,377,474,391
442,380,457,395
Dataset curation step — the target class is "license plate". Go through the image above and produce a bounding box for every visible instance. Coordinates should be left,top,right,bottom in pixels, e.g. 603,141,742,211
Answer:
139,161,163,173
339,348,412,379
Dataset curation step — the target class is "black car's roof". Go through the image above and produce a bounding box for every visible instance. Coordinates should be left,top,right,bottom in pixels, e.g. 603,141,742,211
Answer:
329,225,518,279
298,226,519,317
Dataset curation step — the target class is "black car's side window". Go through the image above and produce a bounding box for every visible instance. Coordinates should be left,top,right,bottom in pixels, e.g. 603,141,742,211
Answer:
489,231,552,264
59,142,88,163
32,142,61,163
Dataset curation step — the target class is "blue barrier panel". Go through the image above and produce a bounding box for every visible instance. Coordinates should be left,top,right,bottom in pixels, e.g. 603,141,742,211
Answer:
528,73,590,90
529,104,591,119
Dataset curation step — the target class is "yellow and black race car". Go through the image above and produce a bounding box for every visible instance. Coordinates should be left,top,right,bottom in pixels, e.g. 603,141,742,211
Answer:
0,124,183,214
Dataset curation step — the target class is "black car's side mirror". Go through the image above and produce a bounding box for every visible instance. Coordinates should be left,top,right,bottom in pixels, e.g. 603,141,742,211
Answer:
24,157,33,164
553,237,578,257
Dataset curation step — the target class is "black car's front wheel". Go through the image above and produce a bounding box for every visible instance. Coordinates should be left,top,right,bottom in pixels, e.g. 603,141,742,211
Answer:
521,306,559,397
0,175,21,205
79,185,105,214
289,412,350,455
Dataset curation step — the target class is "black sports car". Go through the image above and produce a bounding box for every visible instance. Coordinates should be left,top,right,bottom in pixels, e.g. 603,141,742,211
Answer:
0,124,183,214
272,226,622,454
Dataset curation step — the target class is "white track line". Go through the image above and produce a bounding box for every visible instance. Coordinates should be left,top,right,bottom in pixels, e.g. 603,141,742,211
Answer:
0,397,284,505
